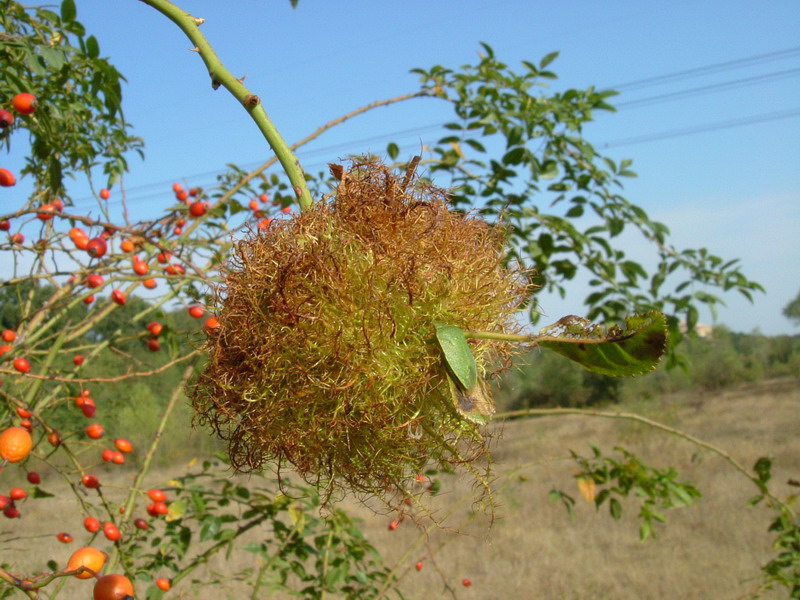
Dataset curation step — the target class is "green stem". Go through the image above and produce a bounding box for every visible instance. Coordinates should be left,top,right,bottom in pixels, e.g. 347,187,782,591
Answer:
25,328,66,412
463,329,532,343
137,0,314,211
464,329,616,345
187,90,435,231
249,559,270,600
108,362,197,574
319,526,335,599
170,512,272,588
246,521,302,600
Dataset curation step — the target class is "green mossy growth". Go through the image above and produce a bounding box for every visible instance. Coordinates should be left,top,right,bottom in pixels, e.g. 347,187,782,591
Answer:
190,160,530,501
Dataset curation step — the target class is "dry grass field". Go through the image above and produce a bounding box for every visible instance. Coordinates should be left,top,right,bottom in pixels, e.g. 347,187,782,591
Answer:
1,377,797,599
356,377,799,599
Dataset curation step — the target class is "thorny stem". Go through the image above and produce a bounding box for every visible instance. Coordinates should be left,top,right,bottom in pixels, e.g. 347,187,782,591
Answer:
175,91,434,242
137,0,314,211
220,92,435,207
373,465,518,600
2,349,199,384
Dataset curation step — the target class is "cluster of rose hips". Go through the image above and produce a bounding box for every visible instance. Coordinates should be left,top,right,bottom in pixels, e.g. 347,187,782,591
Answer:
173,182,209,227
0,329,34,376
0,93,37,188
1,413,174,596
0,94,282,599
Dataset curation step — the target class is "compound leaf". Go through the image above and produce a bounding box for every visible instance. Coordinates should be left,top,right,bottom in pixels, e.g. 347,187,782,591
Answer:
536,312,667,376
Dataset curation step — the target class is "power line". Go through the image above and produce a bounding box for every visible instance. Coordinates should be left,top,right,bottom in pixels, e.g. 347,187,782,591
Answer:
616,68,800,109
68,124,445,210
68,105,798,211
69,49,800,206
609,46,800,90
81,104,799,207
602,108,800,147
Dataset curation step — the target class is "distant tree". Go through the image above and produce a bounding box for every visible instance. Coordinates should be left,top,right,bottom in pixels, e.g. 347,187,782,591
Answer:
783,289,800,326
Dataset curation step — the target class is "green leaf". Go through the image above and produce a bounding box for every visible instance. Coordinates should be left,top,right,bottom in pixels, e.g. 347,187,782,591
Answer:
60,0,77,22
39,46,65,70
539,51,560,69
200,516,221,541
434,323,495,423
86,35,100,58
165,500,187,522
25,53,46,76
609,497,622,520
753,456,772,484
434,323,476,390
566,205,584,218
536,312,667,376
386,142,399,160
32,487,55,499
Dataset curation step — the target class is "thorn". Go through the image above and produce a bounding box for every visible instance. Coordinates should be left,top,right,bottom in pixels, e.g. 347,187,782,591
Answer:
238,74,248,83
193,17,206,26
189,47,199,52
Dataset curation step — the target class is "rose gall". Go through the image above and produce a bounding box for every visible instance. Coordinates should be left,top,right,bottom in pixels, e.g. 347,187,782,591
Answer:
188,160,529,503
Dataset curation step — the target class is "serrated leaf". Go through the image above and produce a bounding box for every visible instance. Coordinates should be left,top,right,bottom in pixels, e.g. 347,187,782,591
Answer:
536,312,667,376
243,542,267,555
165,500,186,522
434,323,476,390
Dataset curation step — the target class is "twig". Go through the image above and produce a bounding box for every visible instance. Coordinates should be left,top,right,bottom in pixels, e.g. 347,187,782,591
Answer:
115,365,196,519
495,407,791,510
1,350,199,383
137,0,313,211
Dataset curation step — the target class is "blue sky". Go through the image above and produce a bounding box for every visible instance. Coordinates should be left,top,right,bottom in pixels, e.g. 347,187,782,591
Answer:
5,0,800,334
